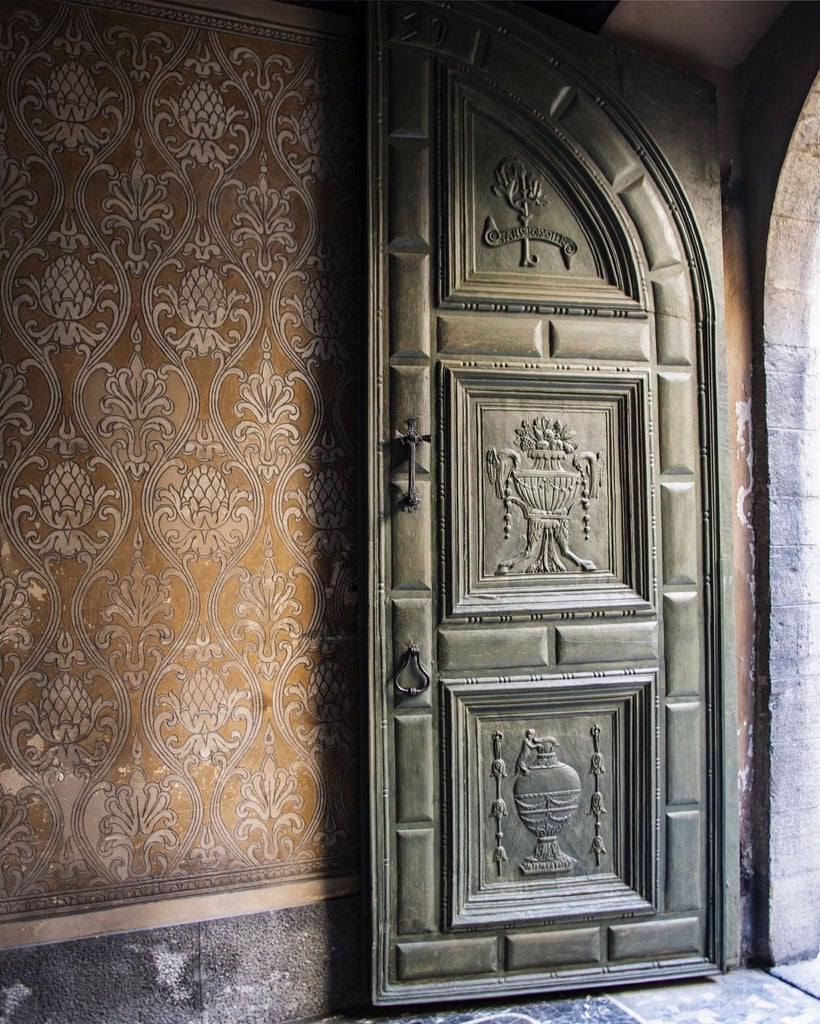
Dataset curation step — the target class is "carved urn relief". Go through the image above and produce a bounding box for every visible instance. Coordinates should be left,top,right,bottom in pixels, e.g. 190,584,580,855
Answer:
513,731,581,875
486,417,604,576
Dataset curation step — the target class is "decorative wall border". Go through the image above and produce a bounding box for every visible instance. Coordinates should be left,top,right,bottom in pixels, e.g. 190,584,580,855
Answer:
1,873,358,949
65,0,357,51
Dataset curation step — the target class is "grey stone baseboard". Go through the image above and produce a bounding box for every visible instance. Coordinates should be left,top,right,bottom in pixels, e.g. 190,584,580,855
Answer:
0,896,365,1024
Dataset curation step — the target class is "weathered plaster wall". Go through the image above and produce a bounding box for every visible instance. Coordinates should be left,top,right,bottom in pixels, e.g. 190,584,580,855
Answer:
717,74,757,960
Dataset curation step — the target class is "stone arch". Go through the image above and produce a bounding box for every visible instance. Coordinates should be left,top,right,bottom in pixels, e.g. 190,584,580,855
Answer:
763,71,820,963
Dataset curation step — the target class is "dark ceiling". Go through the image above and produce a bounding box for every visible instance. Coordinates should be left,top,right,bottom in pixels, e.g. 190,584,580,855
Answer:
295,1,619,35
522,1,618,34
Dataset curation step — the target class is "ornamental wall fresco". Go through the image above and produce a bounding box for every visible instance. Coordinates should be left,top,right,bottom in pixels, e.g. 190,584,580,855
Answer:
0,0,360,922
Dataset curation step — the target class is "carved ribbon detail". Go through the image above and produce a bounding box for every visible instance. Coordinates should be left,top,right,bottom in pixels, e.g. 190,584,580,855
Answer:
489,731,508,874
483,157,578,269
588,723,608,864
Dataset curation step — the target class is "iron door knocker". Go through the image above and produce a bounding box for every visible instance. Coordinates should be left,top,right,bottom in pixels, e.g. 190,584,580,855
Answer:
393,643,431,696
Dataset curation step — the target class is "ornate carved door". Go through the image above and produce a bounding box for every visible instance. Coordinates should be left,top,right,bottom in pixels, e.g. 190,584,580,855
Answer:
366,0,729,1006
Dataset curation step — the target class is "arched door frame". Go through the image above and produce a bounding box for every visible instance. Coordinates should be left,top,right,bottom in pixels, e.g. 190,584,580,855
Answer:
761,71,820,965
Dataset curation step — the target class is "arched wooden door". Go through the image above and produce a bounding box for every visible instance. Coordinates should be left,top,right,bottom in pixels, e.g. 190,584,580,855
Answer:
366,0,729,1004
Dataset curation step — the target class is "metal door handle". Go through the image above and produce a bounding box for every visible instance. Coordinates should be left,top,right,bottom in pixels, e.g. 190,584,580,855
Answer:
396,417,431,512
393,643,431,696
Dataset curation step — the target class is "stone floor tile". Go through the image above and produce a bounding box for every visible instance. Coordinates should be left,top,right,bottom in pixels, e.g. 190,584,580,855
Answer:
609,969,820,1024
320,970,820,1024
773,959,820,1001
326,995,640,1024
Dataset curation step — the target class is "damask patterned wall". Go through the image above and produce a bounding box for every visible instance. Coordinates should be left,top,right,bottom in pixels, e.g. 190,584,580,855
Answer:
0,0,360,926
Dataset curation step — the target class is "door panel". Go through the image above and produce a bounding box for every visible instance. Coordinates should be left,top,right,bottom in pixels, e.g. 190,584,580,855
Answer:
445,673,654,928
368,0,724,1004
443,363,650,614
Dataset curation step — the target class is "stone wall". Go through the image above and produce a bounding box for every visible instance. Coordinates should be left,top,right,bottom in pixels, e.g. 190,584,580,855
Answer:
737,4,820,965
0,895,365,1024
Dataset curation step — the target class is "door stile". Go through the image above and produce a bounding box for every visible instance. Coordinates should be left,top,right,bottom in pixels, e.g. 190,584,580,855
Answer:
368,0,441,997
366,10,388,995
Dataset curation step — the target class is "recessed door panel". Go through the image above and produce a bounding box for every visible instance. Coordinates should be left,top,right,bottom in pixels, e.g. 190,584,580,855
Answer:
445,674,654,928
444,364,651,616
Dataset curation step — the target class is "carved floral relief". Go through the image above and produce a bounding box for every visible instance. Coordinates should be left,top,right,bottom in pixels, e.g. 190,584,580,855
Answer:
0,0,359,920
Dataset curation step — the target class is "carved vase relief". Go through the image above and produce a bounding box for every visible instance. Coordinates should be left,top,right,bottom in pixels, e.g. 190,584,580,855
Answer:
459,682,648,926
486,418,604,576
0,0,359,923
513,731,581,875
487,726,591,878
482,716,618,886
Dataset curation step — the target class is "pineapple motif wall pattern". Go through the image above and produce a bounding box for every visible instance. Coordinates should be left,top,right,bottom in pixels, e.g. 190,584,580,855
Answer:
0,0,360,923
